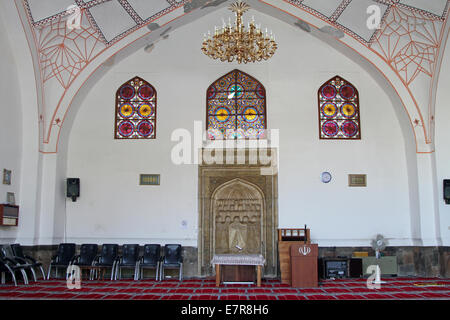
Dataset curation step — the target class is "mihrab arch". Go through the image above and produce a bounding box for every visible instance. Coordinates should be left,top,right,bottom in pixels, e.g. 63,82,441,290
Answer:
198,149,279,277
212,178,265,256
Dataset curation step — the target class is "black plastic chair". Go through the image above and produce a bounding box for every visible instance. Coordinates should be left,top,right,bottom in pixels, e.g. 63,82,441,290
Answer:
71,244,98,280
115,244,140,280
93,244,119,280
160,244,183,281
139,244,161,280
0,257,29,286
47,243,76,280
10,244,46,280
0,245,34,283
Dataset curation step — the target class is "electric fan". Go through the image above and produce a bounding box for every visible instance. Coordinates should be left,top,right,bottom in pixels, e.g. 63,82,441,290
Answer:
370,234,388,285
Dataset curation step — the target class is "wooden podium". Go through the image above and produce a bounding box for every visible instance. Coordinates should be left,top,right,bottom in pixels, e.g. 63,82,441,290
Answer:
290,243,318,288
278,228,310,285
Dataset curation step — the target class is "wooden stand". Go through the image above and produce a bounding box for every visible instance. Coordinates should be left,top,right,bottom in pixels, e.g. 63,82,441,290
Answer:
221,265,255,283
290,243,318,288
212,254,265,287
215,264,262,287
278,228,311,285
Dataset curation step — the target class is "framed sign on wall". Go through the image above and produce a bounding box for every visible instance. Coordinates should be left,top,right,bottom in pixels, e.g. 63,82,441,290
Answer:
3,169,11,185
6,192,15,205
140,174,160,186
348,174,367,187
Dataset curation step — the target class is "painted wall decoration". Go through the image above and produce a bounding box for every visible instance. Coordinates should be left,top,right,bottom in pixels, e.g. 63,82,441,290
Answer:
318,75,360,140
207,69,266,140
115,77,157,139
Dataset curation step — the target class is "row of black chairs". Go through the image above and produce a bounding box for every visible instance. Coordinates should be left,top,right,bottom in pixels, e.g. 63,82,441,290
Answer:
0,244,46,285
48,243,183,281
0,243,183,286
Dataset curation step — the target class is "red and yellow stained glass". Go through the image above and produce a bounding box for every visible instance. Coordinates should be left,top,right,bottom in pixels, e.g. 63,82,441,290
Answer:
318,76,360,140
115,77,156,139
207,70,266,140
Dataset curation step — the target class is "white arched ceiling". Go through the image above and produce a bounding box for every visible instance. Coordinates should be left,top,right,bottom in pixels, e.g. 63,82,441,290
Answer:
15,0,450,154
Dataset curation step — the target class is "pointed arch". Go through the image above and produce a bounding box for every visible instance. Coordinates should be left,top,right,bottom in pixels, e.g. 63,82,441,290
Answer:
318,75,361,140
211,178,265,255
115,76,157,139
206,69,266,140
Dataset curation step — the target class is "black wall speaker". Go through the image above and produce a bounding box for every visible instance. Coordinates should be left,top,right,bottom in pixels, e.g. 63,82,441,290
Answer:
444,179,450,204
67,178,80,202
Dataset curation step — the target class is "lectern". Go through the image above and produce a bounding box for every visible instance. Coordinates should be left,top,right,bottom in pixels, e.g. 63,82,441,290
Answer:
278,228,311,285
290,243,318,288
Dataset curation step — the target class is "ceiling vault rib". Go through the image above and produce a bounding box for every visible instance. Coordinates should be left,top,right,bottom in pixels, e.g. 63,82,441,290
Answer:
396,2,449,21
117,0,144,25
329,0,351,22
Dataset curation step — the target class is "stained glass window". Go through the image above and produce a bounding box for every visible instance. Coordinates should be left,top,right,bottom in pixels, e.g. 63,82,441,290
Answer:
318,76,360,140
115,77,156,139
207,69,266,140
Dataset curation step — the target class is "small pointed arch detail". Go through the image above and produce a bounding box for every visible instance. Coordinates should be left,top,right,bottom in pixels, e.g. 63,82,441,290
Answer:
115,76,157,139
318,75,361,140
206,69,267,140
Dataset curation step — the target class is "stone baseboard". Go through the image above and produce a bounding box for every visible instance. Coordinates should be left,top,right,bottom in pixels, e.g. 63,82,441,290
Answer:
19,245,449,279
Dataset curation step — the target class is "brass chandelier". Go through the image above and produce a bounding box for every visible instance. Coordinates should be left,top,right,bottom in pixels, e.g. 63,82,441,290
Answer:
201,1,278,64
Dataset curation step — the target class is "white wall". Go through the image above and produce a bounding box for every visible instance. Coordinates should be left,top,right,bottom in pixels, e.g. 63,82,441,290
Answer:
66,8,412,247
435,36,450,247
0,11,23,241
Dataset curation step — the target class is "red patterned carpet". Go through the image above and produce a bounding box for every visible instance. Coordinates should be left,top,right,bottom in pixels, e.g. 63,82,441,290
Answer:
0,277,449,300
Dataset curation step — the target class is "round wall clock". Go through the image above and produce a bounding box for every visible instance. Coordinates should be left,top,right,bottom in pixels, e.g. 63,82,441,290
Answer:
321,172,332,183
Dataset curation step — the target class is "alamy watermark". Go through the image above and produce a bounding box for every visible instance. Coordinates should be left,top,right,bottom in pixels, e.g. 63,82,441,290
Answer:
366,5,382,30
66,265,81,290
170,121,279,175
66,4,82,30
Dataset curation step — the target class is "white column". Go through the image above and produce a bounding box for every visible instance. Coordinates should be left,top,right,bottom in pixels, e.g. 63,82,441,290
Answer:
28,152,68,245
415,152,442,246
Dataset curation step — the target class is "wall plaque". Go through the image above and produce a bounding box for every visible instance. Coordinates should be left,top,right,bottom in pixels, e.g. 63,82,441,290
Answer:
348,174,367,187
140,174,160,186
3,169,11,185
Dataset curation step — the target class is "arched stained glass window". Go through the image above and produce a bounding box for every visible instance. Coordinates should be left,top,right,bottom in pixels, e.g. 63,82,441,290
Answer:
115,76,156,139
207,69,266,140
318,76,360,140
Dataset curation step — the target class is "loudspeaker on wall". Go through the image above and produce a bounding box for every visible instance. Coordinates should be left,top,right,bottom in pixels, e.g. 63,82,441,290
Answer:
67,178,80,202
444,180,450,204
